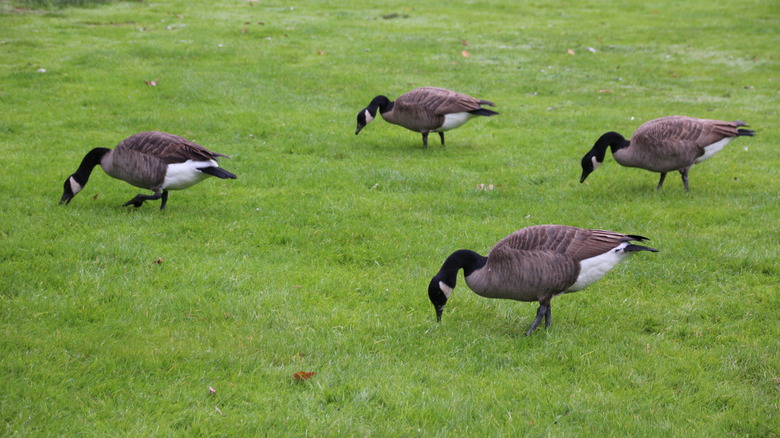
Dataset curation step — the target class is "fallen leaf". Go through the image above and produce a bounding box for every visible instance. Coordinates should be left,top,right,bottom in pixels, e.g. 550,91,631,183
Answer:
144,79,158,86
598,89,613,93
209,386,216,395
92,193,99,200
461,39,470,46
242,27,248,33
293,371,315,381
461,50,471,58
153,257,164,265
316,51,324,55
567,49,575,55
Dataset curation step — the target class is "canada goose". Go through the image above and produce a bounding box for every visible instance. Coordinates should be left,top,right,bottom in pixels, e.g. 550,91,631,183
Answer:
355,87,498,147
60,131,237,210
580,116,755,191
428,225,658,335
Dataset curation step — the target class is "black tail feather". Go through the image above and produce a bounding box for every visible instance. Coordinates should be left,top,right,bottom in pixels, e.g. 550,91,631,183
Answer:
469,108,499,117
737,128,755,137
200,167,237,179
625,244,658,253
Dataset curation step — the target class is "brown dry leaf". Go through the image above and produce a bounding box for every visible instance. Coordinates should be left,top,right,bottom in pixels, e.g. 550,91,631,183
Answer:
461,39,470,46
316,50,324,55
598,89,613,93
567,49,575,55
92,193,99,200
461,50,471,58
242,27,248,33
293,371,315,381
152,257,164,265
209,386,216,395
144,79,158,87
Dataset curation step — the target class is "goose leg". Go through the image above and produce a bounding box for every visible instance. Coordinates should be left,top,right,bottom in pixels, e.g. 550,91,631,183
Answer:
122,191,164,209
159,190,169,210
438,132,445,147
525,302,550,336
656,172,667,190
421,132,429,148
680,169,690,192
544,304,552,328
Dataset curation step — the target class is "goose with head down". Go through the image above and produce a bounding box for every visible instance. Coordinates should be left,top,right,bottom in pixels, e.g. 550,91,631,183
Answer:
428,225,658,335
355,87,498,147
60,131,237,210
580,116,754,191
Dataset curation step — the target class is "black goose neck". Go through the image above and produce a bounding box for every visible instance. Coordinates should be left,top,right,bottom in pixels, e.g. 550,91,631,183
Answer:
596,131,629,156
72,147,110,184
369,95,393,115
439,249,487,280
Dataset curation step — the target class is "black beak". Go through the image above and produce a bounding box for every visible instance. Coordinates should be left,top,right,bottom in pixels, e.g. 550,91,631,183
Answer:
60,192,73,205
435,306,443,322
355,125,363,135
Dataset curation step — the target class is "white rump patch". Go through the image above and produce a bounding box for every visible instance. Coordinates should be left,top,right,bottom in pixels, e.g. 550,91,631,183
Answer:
69,177,83,195
163,160,216,190
591,156,602,169
567,242,632,292
695,137,733,163
439,281,454,299
436,112,476,131
364,109,374,124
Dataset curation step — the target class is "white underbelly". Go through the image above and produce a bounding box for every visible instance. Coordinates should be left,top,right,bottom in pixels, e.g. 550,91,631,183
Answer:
567,242,631,292
695,137,733,163
435,112,476,132
162,160,215,190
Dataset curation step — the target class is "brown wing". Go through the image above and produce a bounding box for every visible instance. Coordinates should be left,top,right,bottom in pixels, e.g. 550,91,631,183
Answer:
396,87,489,116
115,131,226,164
491,225,641,262
472,246,580,300
632,116,742,159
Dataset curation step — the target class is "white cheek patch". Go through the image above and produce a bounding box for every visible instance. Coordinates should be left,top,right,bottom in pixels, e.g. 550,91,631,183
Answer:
364,110,374,124
439,281,454,299
591,156,602,170
69,177,83,195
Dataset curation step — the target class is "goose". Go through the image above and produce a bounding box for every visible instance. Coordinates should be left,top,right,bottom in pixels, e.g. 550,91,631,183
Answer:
60,131,237,210
427,225,658,335
355,87,498,147
580,116,755,191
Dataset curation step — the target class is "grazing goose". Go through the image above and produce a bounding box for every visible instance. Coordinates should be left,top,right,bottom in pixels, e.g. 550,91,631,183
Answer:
355,87,498,147
428,225,658,335
60,131,237,210
580,116,755,191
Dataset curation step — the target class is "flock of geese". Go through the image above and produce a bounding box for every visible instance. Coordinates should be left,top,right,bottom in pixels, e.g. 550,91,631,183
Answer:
60,86,755,335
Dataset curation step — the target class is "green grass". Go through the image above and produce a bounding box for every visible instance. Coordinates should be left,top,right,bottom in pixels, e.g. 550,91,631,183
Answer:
1,0,779,435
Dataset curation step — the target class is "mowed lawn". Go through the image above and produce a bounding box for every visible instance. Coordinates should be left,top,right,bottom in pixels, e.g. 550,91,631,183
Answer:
1,0,778,435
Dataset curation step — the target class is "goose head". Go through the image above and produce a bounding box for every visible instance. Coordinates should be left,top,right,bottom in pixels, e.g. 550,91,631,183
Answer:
60,147,110,206
355,95,392,135
428,275,454,322
60,175,84,205
580,131,626,183
355,107,375,135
